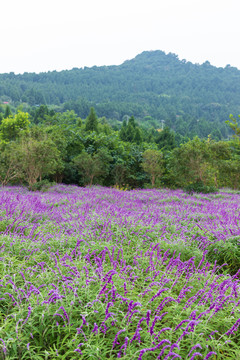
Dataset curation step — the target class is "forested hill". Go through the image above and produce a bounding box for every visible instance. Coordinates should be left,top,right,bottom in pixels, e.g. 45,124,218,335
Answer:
1,50,240,138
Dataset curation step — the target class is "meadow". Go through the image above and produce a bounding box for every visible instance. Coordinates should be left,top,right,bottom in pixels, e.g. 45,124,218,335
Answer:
0,185,240,359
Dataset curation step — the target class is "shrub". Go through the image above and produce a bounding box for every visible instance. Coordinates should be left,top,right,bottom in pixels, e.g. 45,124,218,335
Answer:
206,237,240,275
184,181,218,194
29,180,56,192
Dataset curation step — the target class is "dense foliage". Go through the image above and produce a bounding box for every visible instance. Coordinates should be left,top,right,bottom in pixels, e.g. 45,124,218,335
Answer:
1,50,240,138
0,105,239,191
0,185,240,359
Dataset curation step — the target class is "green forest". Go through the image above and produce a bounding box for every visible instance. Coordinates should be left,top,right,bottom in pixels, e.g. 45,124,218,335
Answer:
1,50,240,139
0,103,239,192
0,50,240,192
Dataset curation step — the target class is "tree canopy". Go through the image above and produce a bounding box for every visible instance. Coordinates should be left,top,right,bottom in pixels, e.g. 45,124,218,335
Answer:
1,50,240,139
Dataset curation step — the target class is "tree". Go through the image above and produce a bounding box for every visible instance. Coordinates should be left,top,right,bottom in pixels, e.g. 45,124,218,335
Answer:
32,104,50,124
112,162,127,187
207,140,231,188
226,114,240,140
73,148,112,186
4,105,12,119
0,111,30,143
134,127,142,144
119,119,127,141
14,136,63,189
155,126,176,151
224,115,240,189
142,149,164,186
85,107,98,132
168,137,214,188
0,143,22,186
125,144,147,188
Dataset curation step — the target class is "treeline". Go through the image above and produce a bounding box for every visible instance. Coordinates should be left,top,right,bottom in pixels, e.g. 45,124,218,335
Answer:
0,104,239,192
1,50,240,139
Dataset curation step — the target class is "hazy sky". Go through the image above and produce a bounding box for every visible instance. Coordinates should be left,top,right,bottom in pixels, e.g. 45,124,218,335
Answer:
1,0,239,74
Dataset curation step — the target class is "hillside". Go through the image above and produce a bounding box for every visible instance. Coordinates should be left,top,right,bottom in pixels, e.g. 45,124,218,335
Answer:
1,50,240,138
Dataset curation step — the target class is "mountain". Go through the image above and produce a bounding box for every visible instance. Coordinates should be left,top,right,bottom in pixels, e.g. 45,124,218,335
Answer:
1,50,240,138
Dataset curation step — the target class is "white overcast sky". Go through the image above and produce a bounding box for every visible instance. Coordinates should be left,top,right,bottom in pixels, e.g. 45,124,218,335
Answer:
1,0,239,74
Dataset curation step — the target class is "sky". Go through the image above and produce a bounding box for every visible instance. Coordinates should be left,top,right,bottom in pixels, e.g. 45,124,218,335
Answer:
1,0,239,74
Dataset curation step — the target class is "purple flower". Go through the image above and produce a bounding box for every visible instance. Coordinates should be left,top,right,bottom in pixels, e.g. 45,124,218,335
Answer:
189,353,203,360
163,351,182,359
203,352,217,359
112,329,126,349
138,339,171,360
187,344,202,357
225,318,240,335
0,338,6,354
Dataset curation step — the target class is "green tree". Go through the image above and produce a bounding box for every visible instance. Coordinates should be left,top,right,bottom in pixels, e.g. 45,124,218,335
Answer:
208,140,231,188
4,105,12,119
85,107,98,132
142,149,164,186
124,144,147,188
224,115,240,189
0,111,30,143
119,119,127,141
0,143,21,186
155,126,176,151
73,148,112,186
134,127,142,144
168,137,215,188
112,161,127,187
13,136,62,189
226,114,240,140
32,104,50,124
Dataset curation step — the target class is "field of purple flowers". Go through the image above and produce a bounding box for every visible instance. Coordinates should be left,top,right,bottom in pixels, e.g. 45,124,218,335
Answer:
0,185,240,359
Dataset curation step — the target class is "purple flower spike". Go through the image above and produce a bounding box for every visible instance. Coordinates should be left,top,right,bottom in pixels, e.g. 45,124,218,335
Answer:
189,353,203,360
138,339,171,360
112,329,126,349
203,352,217,359
187,344,202,357
163,351,182,359
0,338,6,354
92,323,98,334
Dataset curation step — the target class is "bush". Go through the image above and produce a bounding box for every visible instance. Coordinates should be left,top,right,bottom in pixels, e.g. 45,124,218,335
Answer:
29,180,56,192
206,238,240,275
160,240,203,266
184,181,218,194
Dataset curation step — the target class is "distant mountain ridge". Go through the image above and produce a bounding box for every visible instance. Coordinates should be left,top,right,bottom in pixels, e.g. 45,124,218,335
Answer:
1,50,240,138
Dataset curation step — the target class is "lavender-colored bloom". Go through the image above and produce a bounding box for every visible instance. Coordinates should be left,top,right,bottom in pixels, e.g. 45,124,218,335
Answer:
203,352,217,359
150,312,168,335
187,344,202,357
0,338,6,354
92,323,98,334
225,318,240,335
163,351,182,359
23,305,32,325
174,319,190,331
157,345,171,359
189,353,203,360
138,339,171,360
176,330,190,343
130,326,142,344
112,329,126,348
117,336,129,358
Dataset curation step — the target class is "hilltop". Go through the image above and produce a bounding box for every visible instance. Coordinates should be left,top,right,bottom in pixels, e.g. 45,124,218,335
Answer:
1,50,240,137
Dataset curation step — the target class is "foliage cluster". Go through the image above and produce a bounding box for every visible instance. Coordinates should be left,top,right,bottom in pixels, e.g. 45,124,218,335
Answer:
0,105,239,191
